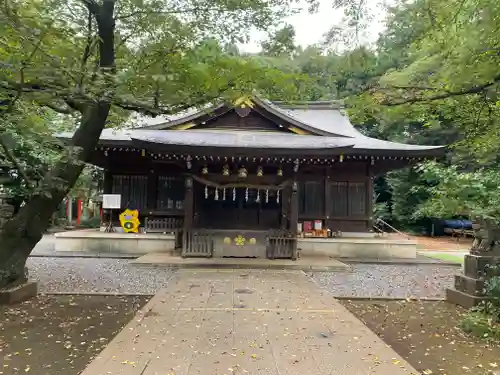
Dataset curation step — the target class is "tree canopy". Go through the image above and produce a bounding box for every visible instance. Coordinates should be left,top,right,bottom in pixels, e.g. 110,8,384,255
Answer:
0,0,314,287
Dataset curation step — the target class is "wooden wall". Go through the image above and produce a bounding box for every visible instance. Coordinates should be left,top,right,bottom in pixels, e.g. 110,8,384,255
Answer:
196,109,292,133
102,154,373,232
296,161,372,232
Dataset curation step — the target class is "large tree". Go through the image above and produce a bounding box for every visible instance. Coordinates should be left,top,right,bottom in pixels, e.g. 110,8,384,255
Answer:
0,0,308,288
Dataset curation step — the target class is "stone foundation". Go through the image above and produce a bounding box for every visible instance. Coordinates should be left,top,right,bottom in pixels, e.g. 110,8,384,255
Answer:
54,230,176,254
446,288,485,309
53,230,417,258
298,237,417,259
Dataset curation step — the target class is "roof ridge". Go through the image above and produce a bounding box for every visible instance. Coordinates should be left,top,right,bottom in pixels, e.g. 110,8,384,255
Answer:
272,100,344,110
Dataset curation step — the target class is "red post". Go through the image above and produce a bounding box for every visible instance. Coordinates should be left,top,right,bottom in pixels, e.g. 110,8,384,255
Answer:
76,199,83,225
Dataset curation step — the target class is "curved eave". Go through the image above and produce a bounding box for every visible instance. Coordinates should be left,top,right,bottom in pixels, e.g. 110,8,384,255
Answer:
56,129,447,158
351,138,447,157
129,130,356,155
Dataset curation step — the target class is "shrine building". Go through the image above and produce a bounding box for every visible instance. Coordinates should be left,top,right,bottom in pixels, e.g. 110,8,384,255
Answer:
57,95,445,259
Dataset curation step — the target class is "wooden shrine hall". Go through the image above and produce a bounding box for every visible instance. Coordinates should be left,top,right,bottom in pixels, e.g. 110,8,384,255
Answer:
58,96,445,259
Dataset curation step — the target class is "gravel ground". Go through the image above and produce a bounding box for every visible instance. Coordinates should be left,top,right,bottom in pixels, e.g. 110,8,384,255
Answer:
27,258,174,294
311,264,458,299
27,256,457,298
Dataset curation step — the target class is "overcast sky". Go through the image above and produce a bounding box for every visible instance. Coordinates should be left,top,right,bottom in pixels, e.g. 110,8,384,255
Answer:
240,0,387,53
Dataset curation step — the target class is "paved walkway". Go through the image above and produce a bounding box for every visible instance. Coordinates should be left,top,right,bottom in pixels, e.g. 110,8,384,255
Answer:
81,270,418,375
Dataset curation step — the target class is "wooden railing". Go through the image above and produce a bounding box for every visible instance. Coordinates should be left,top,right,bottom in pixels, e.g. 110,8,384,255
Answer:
181,230,214,257
267,229,297,260
144,217,183,233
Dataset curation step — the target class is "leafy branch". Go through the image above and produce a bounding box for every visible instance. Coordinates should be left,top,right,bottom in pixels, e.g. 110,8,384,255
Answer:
115,7,243,20
376,73,500,106
0,24,54,187
0,72,243,117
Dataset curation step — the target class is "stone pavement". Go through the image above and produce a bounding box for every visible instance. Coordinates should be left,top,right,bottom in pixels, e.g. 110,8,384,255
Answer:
81,270,419,375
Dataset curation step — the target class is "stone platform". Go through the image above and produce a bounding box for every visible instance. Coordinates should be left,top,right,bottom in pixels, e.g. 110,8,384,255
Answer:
53,229,417,259
298,236,417,259
54,230,175,254
81,269,418,375
132,254,349,271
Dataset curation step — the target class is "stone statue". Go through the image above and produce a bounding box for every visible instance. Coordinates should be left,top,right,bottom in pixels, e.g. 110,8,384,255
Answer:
470,217,500,255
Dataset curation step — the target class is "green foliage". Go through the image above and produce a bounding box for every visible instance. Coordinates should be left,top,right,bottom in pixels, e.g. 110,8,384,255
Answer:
414,162,500,223
78,216,101,229
460,311,500,341
373,201,391,222
0,101,66,203
321,0,500,227
260,24,296,57
0,0,311,206
482,276,500,317
461,274,500,341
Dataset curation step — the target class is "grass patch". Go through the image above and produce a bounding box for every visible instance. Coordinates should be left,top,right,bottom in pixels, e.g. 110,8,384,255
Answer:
423,252,464,264
461,311,500,341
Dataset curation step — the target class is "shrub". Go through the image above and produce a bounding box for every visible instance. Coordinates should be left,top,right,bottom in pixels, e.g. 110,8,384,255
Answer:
460,311,500,340
78,217,101,229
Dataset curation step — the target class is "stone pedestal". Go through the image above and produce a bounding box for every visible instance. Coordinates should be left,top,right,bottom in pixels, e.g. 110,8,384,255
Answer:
446,218,500,308
446,254,494,308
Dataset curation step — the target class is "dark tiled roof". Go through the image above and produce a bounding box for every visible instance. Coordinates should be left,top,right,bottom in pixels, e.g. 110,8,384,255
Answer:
131,129,356,149
56,95,446,156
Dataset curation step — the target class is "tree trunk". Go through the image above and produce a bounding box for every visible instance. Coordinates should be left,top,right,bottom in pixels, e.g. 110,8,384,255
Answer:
0,103,111,288
0,0,116,289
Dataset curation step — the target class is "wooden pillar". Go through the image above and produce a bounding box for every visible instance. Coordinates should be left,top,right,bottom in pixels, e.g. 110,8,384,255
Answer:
181,176,194,257
366,163,374,231
324,169,331,229
289,181,299,260
103,170,113,194
280,187,290,229
183,176,194,230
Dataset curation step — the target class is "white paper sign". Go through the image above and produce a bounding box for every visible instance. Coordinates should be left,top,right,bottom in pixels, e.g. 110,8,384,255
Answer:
102,194,121,209
314,220,323,230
